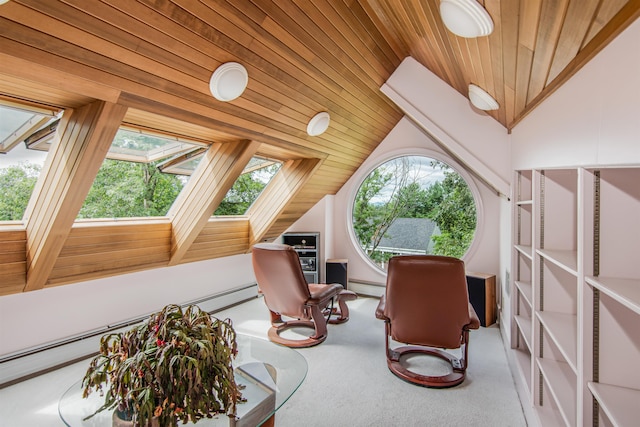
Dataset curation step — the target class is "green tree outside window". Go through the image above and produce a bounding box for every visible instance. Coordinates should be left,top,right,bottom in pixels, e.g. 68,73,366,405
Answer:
0,163,40,221
352,156,477,270
1,159,280,221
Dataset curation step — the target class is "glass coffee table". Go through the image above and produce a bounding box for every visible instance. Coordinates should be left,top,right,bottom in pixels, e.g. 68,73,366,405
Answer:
59,334,307,427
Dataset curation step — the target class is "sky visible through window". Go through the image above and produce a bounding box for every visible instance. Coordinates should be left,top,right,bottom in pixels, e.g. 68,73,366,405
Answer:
0,142,47,168
0,105,49,168
0,108,33,141
369,156,447,204
352,155,477,270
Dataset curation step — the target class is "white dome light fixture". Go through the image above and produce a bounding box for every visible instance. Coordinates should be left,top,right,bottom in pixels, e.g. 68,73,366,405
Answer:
209,62,248,102
468,84,499,111
440,0,494,38
307,112,330,136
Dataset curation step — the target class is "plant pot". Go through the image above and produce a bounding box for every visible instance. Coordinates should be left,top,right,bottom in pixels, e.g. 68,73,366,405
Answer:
112,410,161,427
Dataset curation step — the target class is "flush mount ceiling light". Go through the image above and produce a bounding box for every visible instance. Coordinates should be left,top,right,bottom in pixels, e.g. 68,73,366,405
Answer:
440,0,494,38
307,112,330,136
209,62,248,102
468,84,499,111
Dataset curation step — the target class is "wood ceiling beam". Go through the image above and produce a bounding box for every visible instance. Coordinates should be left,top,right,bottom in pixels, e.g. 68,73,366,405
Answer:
167,140,261,266
247,157,323,246
23,100,128,292
0,52,121,106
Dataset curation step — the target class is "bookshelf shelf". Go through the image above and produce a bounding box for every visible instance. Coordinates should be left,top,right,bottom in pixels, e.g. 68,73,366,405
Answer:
509,166,640,426
588,382,640,427
538,358,576,427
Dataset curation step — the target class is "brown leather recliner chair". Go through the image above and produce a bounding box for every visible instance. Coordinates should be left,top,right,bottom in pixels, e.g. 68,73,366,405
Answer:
375,255,480,387
251,243,357,348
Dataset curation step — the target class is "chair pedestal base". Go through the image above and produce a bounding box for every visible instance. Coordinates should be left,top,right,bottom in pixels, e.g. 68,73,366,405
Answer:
326,290,357,324
387,345,466,388
266,290,356,348
267,319,327,348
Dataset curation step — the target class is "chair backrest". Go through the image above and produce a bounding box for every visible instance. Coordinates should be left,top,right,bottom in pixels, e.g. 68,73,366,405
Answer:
251,243,311,319
383,255,471,349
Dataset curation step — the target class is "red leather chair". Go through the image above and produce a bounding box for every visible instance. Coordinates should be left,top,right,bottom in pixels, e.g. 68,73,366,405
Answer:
251,243,357,348
375,255,480,387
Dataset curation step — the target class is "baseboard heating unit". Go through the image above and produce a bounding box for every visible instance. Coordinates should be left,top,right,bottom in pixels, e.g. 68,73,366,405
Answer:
0,284,258,388
347,279,385,297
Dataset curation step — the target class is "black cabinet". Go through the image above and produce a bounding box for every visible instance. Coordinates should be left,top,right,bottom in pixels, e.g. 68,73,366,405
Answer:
282,232,319,284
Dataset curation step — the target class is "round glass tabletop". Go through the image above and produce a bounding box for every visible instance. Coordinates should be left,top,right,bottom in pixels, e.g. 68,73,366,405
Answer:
58,335,307,427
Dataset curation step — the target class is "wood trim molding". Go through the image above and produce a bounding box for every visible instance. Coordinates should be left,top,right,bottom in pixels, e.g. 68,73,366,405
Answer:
167,140,260,266
247,157,323,246
23,100,128,291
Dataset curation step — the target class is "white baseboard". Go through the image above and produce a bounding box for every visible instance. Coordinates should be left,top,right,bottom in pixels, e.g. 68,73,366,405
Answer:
500,326,538,427
348,280,385,297
0,284,258,387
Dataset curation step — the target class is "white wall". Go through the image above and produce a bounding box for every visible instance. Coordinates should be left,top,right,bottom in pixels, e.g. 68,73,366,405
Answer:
512,19,640,169
289,17,640,332
288,55,513,292
288,117,507,287
500,19,640,337
381,56,511,197
0,254,256,356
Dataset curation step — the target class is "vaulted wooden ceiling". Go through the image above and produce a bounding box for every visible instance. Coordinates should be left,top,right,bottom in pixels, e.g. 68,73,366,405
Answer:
0,0,638,294
365,0,639,129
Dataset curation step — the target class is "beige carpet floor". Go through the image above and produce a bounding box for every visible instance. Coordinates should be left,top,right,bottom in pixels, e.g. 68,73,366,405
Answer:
217,296,527,427
0,295,526,427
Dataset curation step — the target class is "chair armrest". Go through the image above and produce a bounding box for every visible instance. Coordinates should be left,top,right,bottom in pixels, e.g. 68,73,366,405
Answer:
306,283,343,306
466,302,481,330
375,294,388,320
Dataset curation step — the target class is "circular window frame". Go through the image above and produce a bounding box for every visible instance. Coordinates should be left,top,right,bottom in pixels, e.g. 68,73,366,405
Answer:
346,147,484,273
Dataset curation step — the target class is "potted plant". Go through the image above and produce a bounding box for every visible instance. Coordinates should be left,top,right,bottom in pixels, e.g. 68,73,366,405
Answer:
82,304,244,426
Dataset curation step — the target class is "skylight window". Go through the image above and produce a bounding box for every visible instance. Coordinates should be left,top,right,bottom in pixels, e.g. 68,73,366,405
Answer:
1,100,282,222
157,147,208,176
108,128,202,163
0,102,57,222
77,129,205,219
213,158,281,216
158,150,278,177
0,107,35,149
0,102,56,155
22,120,204,164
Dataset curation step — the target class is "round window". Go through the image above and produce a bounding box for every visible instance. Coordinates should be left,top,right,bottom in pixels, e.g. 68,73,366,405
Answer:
351,155,477,271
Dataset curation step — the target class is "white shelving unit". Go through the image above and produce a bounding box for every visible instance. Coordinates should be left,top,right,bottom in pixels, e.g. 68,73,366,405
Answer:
511,170,534,405
510,167,640,427
586,168,640,427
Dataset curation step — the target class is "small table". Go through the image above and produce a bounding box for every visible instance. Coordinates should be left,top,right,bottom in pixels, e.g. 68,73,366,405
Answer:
58,335,307,427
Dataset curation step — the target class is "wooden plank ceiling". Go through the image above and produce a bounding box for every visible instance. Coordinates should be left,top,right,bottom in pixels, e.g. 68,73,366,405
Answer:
0,0,638,294
362,0,640,129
